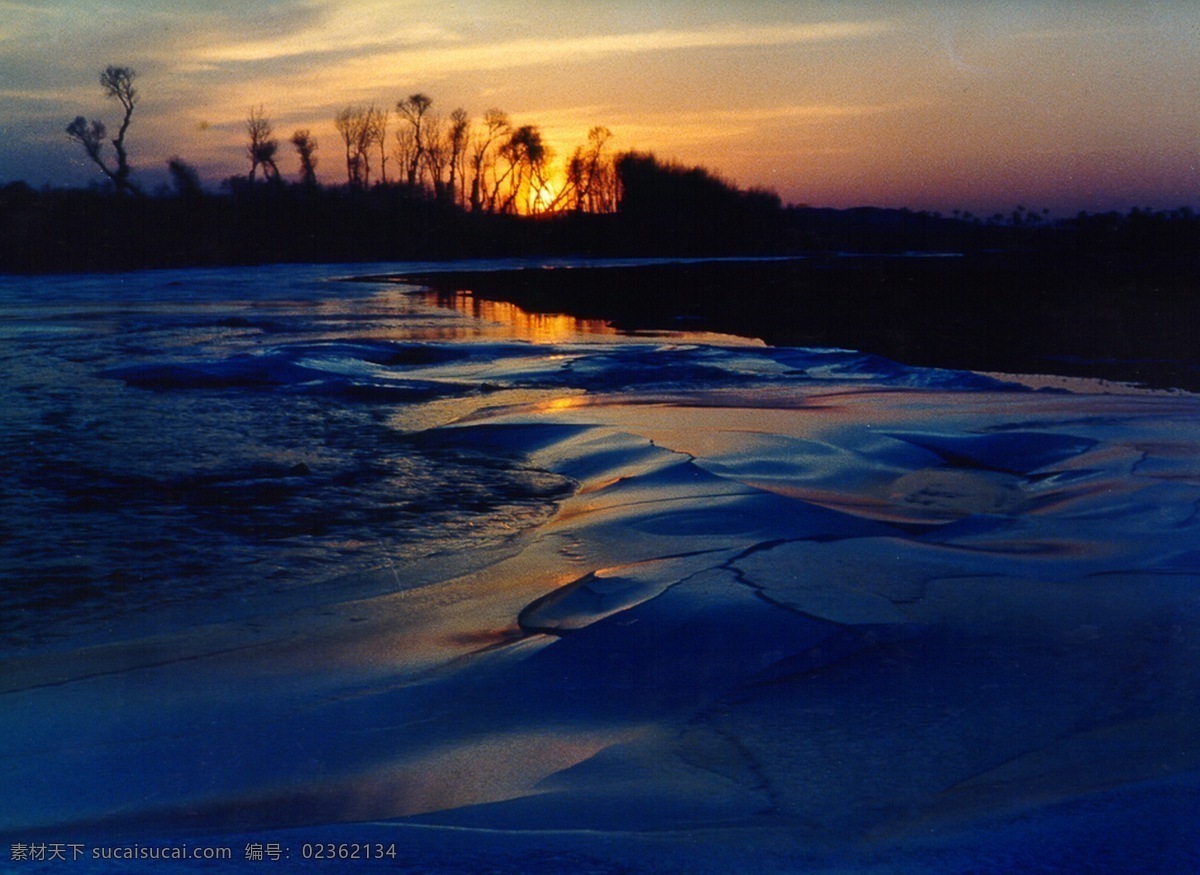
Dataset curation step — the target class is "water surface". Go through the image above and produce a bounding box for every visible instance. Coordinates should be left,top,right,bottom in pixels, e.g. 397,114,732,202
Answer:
2,261,1197,873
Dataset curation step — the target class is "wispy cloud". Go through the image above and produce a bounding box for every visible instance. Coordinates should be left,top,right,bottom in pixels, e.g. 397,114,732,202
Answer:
288,19,895,104
552,101,914,150
159,15,901,130
193,18,897,71
190,20,462,65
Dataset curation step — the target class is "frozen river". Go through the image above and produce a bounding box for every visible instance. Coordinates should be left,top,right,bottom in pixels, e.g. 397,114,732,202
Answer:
1,261,1197,872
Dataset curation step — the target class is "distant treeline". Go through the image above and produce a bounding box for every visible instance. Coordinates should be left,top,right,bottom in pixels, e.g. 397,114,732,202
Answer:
1,153,787,273
2,154,1199,274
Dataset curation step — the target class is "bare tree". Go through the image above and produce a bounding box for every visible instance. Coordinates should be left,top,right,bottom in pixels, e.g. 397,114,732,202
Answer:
396,93,433,191
290,129,319,187
334,105,373,188
496,125,549,214
446,107,471,207
565,126,615,213
423,110,450,200
66,65,141,195
334,107,361,187
471,108,511,212
525,129,555,213
245,106,280,182
365,105,389,185
393,125,419,193
564,151,585,212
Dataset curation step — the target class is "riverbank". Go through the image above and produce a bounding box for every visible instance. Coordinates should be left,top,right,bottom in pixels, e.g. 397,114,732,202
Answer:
395,252,1200,391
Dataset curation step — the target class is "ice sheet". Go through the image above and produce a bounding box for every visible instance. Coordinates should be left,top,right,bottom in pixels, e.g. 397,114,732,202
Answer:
1,265,1197,872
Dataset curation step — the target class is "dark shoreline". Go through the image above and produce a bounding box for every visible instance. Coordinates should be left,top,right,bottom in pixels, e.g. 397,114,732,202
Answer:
392,252,1200,392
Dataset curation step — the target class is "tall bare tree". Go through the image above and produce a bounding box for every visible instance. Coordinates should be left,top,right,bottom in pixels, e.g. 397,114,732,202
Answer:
290,129,319,187
423,110,450,200
393,125,418,192
565,126,616,213
470,108,510,212
66,65,141,196
334,105,373,188
365,105,389,185
245,106,280,182
496,125,549,214
396,93,434,191
525,128,555,213
445,107,471,207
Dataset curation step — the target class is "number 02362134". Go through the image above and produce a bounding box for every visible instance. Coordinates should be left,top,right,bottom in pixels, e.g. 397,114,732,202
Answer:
300,843,398,861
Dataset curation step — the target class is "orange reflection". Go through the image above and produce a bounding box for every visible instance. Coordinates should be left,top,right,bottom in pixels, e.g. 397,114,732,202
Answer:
538,395,588,412
424,289,620,343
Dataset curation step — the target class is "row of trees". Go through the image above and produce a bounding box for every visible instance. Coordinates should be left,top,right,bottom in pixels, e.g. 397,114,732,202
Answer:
66,66,620,215
50,64,1198,276
278,96,619,215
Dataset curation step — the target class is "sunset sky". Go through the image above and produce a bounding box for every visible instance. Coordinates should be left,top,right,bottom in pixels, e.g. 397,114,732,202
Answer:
2,0,1198,214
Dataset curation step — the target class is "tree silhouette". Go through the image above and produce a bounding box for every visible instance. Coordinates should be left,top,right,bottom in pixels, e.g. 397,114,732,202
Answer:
56,82,785,226
565,126,616,213
166,156,203,198
366,106,389,185
496,125,550,214
245,106,280,182
470,108,510,212
334,106,373,188
396,93,434,191
290,129,319,187
66,65,141,196
423,110,451,201
393,125,418,192
445,108,471,207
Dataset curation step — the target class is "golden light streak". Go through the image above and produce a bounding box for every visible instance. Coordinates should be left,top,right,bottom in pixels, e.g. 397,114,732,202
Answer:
424,291,620,343
539,396,588,412
194,19,898,74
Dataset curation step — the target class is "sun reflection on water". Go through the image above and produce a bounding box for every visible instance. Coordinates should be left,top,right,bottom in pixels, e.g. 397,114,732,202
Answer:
423,289,620,343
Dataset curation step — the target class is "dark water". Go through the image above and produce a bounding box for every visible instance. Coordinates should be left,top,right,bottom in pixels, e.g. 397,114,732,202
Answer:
0,260,888,652
0,264,607,650
1,260,1031,654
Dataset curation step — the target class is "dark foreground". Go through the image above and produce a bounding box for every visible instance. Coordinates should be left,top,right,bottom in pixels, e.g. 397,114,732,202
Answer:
399,252,1200,391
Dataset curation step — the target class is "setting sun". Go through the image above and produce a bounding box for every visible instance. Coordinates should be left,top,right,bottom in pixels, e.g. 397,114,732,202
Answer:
528,171,569,214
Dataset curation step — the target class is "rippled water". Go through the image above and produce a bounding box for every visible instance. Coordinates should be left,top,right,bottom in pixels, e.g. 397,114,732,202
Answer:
0,261,813,652
0,259,1139,656
0,266,577,649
